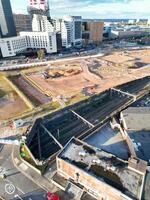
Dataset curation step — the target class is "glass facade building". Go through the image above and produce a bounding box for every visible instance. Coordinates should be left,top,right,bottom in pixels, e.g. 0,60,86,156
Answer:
0,0,16,38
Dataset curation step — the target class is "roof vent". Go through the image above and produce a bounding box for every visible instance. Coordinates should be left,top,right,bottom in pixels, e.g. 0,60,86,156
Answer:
79,151,86,157
92,159,101,164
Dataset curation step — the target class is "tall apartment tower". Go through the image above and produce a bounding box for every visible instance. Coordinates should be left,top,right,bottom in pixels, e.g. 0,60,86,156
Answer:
28,0,53,32
54,16,82,48
0,0,16,38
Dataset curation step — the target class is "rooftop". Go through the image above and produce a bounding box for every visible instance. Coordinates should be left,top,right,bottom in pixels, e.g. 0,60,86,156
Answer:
85,122,129,160
59,138,145,200
122,107,150,114
122,107,150,130
128,130,150,164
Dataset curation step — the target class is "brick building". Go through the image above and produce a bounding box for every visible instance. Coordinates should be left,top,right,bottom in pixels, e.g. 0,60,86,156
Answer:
56,138,147,200
82,20,104,45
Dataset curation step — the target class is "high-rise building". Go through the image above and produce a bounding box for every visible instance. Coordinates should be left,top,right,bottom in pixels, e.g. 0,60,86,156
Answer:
82,20,104,45
0,0,16,38
32,14,54,32
13,14,32,34
54,16,82,48
28,0,50,17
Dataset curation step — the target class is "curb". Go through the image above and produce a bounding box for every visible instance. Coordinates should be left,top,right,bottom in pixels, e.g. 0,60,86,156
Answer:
11,146,53,192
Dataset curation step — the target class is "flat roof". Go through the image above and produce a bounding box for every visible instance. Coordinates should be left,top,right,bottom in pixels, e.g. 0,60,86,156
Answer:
122,107,150,130
128,130,150,164
122,107,150,114
85,122,129,160
58,138,144,200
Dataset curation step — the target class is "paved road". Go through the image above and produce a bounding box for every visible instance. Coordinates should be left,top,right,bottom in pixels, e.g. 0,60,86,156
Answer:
0,145,46,200
0,52,104,71
13,189,47,200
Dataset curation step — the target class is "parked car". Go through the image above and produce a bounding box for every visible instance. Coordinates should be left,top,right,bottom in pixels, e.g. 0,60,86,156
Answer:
47,192,59,200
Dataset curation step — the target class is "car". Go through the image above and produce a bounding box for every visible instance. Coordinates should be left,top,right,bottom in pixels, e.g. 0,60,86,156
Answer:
47,192,60,200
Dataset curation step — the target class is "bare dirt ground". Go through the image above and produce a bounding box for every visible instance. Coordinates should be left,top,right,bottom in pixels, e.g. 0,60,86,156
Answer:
101,52,134,64
12,75,51,105
1,48,150,121
29,63,101,97
28,49,150,98
127,49,150,63
0,92,28,121
0,76,28,121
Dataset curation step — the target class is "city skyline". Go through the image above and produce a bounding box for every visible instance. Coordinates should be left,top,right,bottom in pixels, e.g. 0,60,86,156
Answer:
11,0,150,19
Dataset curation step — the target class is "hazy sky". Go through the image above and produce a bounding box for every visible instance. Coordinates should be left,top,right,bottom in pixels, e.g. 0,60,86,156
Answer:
11,0,150,19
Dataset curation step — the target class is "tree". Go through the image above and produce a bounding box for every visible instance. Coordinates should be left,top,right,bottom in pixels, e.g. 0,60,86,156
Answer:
37,49,45,60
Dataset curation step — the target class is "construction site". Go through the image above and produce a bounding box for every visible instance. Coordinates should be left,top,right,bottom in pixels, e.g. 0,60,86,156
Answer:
0,48,150,200
0,48,150,124
0,76,28,121
24,76,150,162
17,75,150,200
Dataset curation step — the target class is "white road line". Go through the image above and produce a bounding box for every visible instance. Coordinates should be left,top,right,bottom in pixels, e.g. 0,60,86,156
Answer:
4,178,25,195
16,187,25,195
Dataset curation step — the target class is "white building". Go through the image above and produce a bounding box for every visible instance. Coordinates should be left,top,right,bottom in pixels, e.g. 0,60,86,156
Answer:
54,16,82,48
0,36,27,57
32,14,54,32
0,31,57,57
20,31,57,54
111,29,149,39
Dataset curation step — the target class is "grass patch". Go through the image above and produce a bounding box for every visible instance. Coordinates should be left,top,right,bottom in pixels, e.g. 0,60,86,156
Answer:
0,89,6,98
42,101,60,112
20,143,47,174
66,93,88,106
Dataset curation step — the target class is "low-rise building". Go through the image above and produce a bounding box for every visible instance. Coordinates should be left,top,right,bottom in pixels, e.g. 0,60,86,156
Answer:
111,29,150,39
56,137,147,200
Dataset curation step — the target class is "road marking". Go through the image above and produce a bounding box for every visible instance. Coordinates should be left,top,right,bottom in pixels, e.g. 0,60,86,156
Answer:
14,194,24,200
4,179,25,195
16,187,25,195
5,183,15,195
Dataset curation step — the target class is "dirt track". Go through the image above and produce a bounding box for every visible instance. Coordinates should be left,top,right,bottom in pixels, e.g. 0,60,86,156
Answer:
29,63,102,97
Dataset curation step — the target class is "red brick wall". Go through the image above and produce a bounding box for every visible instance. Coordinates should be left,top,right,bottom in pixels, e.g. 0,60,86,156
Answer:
57,158,131,200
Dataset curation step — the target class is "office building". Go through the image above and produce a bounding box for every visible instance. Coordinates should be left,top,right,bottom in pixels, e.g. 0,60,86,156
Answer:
82,20,104,45
13,14,32,34
0,0,16,38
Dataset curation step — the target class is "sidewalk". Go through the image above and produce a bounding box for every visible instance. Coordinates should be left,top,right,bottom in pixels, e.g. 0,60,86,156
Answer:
12,145,57,192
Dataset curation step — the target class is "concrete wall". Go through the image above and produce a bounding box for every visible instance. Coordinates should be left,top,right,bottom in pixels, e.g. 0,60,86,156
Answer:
57,158,132,200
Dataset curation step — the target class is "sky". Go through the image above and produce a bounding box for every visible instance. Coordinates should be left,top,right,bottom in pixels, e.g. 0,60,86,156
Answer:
10,0,150,19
